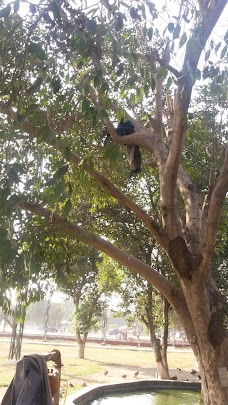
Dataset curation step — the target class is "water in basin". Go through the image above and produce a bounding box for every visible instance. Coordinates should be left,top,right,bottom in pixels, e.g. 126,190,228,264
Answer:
88,389,203,404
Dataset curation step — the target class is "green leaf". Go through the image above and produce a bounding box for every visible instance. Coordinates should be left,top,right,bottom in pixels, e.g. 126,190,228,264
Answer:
46,164,69,186
220,45,227,59
157,67,168,79
63,199,72,215
63,146,71,161
10,163,25,174
115,13,124,31
0,4,11,18
144,84,149,97
166,77,172,89
205,50,210,61
82,98,90,113
28,77,43,94
29,4,36,13
76,31,87,43
93,74,101,87
224,30,228,45
151,77,156,90
215,42,221,52
0,130,7,140
27,42,47,60
86,20,97,34
14,0,20,13
116,64,124,76
148,27,153,41
100,110,109,118
130,7,139,20
51,76,61,94
101,82,109,93
52,181,66,199
179,33,187,48
141,4,146,20
173,24,181,40
104,143,120,162
6,166,20,183
147,2,156,16
167,22,174,33
37,125,53,141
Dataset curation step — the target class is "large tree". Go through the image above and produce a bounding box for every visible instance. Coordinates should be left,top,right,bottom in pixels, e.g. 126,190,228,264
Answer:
0,1,227,403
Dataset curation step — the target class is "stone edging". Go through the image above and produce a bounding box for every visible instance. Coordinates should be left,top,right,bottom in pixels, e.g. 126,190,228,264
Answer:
65,379,201,405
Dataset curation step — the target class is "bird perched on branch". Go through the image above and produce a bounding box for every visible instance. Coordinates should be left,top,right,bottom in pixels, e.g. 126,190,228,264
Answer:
103,119,142,174
116,119,141,174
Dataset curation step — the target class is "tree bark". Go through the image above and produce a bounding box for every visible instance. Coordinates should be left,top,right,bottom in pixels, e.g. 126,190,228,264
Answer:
77,340,85,359
145,306,170,379
179,274,228,405
161,297,169,370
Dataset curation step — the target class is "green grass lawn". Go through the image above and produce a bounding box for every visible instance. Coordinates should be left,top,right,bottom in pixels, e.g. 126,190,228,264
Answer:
0,338,197,394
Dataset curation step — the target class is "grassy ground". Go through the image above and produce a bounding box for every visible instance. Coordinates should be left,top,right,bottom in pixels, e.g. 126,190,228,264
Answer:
0,338,198,399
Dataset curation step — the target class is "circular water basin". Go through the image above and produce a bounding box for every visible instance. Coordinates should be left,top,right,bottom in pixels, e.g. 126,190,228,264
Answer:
88,389,203,404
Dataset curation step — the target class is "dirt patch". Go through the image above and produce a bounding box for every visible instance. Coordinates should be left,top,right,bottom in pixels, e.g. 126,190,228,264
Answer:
66,365,201,390
0,366,201,403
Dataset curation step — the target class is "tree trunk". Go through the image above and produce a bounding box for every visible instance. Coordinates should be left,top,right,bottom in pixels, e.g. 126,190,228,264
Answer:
146,306,170,379
161,297,169,370
77,339,85,359
178,275,228,405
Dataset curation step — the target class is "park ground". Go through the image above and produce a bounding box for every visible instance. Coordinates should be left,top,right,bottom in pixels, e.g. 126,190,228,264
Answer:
0,339,201,403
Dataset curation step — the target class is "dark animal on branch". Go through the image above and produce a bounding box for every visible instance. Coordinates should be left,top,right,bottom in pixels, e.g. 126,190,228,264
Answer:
103,119,141,174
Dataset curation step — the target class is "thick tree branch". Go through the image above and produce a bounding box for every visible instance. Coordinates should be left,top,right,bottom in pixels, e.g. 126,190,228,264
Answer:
177,166,203,254
20,200,175,303
146,52,180,79
159,0,226,239
0,102,167,248
182,0,227,107
201,146,228,274
20,200,199,352
49,138,168,249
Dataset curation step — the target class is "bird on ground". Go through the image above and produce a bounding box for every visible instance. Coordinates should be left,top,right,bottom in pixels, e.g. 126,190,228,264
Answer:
191,369,197,375
68,382,74,387
81,382,87,387
122,374,127,379
171,376,177,380
177,368,181,372
198,375,201,380
104,370,108,376
134,370,139,377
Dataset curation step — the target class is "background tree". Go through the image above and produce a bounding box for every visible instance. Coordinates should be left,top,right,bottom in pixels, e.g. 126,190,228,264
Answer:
56,248,107,359
0,1,227,403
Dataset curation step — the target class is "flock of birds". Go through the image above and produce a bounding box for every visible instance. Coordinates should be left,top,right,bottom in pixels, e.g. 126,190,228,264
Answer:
104,369,140,379
68,367,201,389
